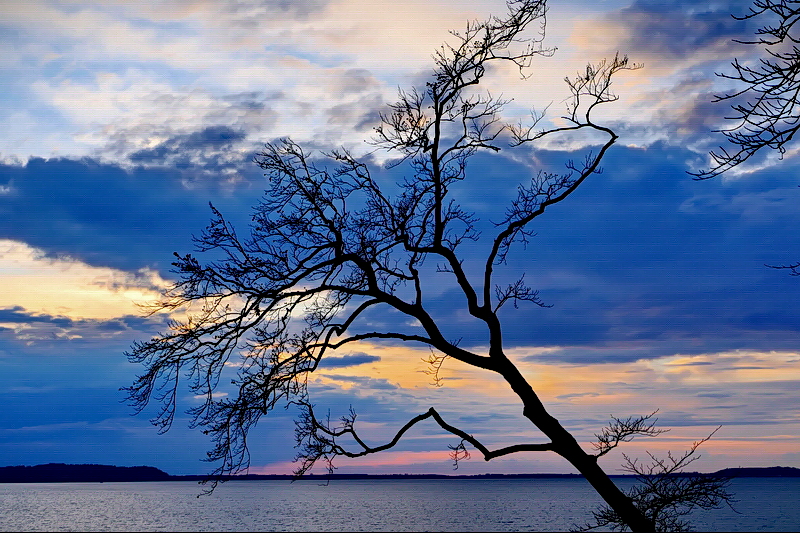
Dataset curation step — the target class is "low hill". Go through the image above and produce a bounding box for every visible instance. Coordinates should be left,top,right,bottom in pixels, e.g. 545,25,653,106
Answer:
0,463,171,483
714,466,800,478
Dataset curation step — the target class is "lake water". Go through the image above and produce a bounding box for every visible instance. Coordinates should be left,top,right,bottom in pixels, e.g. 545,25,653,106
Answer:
0,478,797,531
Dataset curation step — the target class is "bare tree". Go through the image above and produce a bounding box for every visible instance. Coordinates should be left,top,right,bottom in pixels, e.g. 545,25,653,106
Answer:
693,1,800,275
693,0,800,179
123,0,667,530
580,419,733,532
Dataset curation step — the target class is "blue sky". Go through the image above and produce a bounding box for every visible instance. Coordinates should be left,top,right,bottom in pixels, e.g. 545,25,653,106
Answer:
2,0,800,476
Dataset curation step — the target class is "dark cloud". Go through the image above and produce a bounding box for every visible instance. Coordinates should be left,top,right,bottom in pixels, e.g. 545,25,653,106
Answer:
0,386,235,474
0,307,73,328
696,392,732,399
222,91,272,110
718,365,771,371
219,0,330,26
0,309,168,356
457,413,517,425
0,156,264,270
610,0,754,60
129,125,248,168
635,77,740,144
334,69,381,95
95,88,281,173
318,353,381,368
556,392,600,401
326,94,384,132
650,407,798,427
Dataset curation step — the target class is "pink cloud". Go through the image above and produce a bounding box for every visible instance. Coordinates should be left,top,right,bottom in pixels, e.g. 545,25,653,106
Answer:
248,450,452,475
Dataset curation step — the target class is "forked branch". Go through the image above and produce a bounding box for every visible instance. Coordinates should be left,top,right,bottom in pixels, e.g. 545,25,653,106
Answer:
593,411,667,458
694,0,800,179
580,428,734,532
293,403,553,477
767,260,800,275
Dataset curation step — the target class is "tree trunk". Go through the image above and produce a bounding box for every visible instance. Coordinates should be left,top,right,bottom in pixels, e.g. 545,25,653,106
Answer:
558,434,654,532
499,360,655,532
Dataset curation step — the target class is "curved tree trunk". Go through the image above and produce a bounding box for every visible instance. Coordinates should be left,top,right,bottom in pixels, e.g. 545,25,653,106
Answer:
498,359,655,532
545,418,654,532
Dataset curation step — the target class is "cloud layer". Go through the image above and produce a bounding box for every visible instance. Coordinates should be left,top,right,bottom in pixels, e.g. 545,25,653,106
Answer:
1,0,799,477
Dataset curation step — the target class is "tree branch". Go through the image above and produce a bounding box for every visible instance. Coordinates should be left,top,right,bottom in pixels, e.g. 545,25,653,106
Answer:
694,0,800,179
592,411,667,458
293,404,553,477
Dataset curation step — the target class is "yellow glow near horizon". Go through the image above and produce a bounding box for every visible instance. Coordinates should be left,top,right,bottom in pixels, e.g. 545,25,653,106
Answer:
0,239,171,321
248,449,454,475
312,341,800,396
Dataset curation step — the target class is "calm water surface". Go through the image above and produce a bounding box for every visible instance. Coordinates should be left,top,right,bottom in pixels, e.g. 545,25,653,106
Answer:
1,478,797,531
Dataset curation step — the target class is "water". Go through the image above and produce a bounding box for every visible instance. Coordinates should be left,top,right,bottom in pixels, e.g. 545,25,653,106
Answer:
0,478,797,531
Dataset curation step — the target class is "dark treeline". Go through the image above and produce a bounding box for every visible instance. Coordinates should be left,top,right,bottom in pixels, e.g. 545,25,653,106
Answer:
1,464,798,483
0,463,170,483
714,466,800,478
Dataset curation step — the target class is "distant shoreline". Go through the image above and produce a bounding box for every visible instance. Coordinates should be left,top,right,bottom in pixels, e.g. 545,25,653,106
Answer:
1,463,799,483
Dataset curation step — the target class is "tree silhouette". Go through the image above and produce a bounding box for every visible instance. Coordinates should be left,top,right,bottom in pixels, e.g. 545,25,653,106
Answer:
694,0,800,180
694,1,800,274
580,424,733,532
123,1,719,530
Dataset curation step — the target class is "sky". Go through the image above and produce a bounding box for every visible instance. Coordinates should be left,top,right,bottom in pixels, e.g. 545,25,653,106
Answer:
1,0,800,477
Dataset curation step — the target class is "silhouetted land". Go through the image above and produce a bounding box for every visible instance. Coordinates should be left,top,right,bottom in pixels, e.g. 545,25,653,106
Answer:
714,466,800,478
1,464,798,483
0,464,171,483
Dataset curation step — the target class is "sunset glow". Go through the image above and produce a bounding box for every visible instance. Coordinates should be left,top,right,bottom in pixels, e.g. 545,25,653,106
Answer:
2,0,799,482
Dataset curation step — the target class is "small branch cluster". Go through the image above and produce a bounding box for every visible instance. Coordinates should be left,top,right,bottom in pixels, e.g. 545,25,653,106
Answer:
581,429,734,532
422,350,449,387
494,274,550,312
448,440,471,469
695,0,800,179
292,403,356,478
509,53,637,145
592,411,667,458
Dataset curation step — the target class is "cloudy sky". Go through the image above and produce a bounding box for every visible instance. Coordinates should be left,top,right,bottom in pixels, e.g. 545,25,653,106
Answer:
2,0,799,477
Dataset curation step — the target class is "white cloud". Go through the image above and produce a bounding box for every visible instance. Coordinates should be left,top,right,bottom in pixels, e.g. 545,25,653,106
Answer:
1,0,596,165
0,0,773,173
